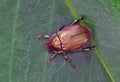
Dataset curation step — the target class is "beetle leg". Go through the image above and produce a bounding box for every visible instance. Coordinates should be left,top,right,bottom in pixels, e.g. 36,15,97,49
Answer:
46,52,57,64
37,35,50,39
80,46,95,51
63,52,76,68
71,17,84,25
57,25,65,31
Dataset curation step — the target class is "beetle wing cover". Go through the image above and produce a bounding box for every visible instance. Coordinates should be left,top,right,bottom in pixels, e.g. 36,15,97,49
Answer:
52,25,92,51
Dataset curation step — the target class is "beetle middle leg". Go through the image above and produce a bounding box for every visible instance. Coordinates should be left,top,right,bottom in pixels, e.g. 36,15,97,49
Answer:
62,52,76,68
71,16,84,25
56,32,76,68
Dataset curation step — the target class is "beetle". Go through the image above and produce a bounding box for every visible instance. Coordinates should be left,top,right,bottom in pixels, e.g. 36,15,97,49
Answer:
38,17,94,68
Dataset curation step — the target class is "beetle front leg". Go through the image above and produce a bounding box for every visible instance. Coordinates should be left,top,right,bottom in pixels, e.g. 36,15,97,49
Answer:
37,35,50,39
71,16,84,25
63,52,76,68
46,52,57,64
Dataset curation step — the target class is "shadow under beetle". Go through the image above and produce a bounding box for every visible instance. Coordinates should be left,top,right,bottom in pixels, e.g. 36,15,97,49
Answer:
38,17,94,68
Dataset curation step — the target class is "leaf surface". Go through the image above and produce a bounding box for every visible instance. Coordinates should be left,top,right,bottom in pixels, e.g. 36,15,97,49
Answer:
0,0,120,82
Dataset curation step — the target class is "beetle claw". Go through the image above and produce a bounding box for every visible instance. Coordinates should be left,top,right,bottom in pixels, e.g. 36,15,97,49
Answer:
79,16,84,20
71,64,76,69
46,60,50,64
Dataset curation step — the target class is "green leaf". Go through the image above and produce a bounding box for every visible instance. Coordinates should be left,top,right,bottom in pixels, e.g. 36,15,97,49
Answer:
0,0,120,82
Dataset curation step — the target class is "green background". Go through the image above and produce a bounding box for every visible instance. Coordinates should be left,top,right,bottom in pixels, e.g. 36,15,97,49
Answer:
0,0,120,82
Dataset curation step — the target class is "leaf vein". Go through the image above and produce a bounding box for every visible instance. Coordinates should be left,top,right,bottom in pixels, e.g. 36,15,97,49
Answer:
9,0,20,82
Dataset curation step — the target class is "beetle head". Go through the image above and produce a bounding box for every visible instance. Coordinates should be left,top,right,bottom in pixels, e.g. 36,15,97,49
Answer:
45,42,56,52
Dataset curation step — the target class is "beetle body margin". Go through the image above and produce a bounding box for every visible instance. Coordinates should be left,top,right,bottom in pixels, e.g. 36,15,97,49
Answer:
46,24,92,52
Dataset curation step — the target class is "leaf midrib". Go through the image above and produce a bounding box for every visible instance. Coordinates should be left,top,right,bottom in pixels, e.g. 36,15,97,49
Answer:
65,0,117,82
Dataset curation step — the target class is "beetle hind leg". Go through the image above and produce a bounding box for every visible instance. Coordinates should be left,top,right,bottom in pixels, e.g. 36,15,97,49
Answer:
81,45,95,51
71,16,84,25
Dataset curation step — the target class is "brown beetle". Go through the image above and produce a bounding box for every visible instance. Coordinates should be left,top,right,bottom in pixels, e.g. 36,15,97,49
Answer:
38,17,94,68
